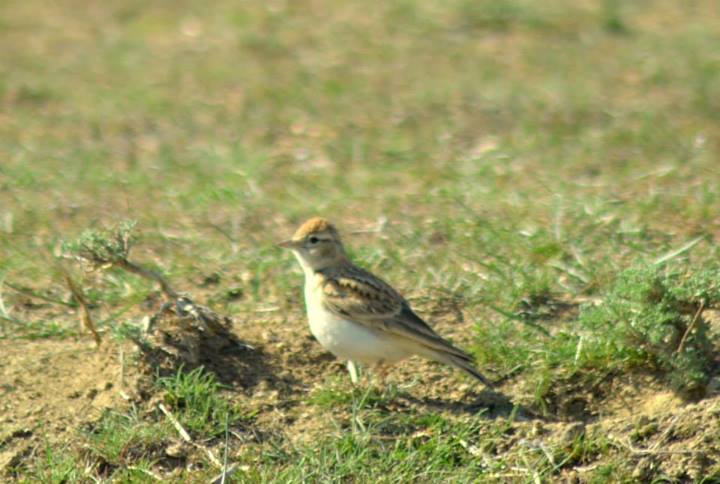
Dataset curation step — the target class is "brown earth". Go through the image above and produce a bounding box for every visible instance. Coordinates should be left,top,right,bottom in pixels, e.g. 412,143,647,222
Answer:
0,338,140,471
1,297,719,481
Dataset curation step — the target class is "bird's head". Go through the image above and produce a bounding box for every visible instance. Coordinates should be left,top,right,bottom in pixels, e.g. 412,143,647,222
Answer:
278,217,347,272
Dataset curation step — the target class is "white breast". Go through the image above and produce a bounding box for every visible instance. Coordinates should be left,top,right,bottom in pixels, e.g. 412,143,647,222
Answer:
303,275,410,365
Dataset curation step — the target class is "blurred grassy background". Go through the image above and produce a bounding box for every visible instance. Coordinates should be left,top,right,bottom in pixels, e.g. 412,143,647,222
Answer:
2,0,719,325
3,0,720,480
3,2,718,221
2,0,720,369
3,0,720,368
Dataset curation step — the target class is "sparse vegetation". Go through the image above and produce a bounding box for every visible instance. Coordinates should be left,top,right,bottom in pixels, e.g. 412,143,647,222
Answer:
61,220,178,299
575,263,720,395
85,409,170,475
2,0,720,481
157,366,243,437
61,221,137,270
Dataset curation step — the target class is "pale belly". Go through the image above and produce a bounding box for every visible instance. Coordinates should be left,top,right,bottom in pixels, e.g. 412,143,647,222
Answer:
305,293,410,365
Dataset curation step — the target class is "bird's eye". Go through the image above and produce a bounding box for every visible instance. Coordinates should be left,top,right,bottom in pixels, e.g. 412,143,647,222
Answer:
309,236,320,244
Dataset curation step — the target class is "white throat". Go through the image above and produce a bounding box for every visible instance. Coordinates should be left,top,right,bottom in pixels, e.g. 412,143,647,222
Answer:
292,250,316,279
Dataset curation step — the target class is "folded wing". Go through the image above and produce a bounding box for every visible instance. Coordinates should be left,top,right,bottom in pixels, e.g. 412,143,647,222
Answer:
317,263,494,387
320,266,474,360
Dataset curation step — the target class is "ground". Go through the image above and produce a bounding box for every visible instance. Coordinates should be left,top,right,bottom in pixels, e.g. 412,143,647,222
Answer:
1,0,720,482
2,306,720,481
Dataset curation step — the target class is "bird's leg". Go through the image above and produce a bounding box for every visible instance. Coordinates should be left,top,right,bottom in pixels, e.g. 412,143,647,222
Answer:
347,360,360,385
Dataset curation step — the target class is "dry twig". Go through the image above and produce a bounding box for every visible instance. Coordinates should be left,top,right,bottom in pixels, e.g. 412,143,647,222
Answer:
158,403,192,442
653,236,705,266
114,259,178,299
61,268,101,346
209,464,245,484
676,300,704,355
158,403,224,468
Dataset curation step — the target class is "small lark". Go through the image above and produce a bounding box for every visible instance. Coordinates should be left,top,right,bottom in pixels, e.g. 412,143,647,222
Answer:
279,217,493,387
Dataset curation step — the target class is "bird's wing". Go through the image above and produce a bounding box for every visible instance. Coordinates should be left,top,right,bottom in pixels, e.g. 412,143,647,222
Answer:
319,266,471,359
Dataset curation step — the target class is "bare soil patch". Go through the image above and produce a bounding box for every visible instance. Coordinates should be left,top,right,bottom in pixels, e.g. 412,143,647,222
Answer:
2,299,720,480
0,338,139,471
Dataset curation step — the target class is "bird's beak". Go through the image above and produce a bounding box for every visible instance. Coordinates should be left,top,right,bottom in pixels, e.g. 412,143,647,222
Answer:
277,239,300,249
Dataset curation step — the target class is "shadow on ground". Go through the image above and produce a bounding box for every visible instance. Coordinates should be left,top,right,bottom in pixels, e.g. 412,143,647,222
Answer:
400,387,544,421
134,296,301,391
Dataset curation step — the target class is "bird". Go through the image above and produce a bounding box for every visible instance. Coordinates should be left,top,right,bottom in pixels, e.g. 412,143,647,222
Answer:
278,217,493,387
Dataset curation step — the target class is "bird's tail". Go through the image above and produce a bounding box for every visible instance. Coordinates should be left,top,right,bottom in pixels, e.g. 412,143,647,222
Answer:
447,354,495,388
424,348,494,388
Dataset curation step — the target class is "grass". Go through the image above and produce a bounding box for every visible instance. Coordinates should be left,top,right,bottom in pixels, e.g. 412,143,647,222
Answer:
14,442,83,484
2,0,720,481
250,415,493,482
86,410,170,474
475,262,720,409
242,407,624,482
157,366,247,437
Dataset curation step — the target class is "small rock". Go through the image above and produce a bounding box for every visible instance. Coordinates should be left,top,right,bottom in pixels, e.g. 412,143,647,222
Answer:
165,441,186,458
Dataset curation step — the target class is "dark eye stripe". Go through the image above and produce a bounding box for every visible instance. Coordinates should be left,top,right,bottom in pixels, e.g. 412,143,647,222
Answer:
309,235,330,243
